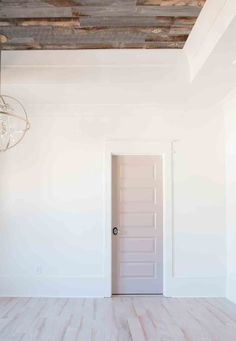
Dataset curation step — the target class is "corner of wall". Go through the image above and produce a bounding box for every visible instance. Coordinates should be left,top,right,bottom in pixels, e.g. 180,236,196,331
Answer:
223,88,236,304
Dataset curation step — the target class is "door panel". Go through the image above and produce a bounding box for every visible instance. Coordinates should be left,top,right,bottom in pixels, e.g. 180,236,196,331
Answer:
112,155,163,294
118,238,155,253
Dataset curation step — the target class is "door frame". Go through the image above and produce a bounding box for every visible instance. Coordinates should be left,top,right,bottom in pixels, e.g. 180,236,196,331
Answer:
104,140,173,297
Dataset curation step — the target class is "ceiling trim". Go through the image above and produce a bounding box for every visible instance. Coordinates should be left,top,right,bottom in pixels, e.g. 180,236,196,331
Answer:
185,0,236,80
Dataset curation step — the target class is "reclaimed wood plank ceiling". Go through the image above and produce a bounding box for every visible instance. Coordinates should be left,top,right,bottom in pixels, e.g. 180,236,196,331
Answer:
0,0,206,50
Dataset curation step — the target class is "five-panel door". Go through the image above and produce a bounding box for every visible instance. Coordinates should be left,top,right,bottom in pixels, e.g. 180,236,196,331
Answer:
112,155,163,294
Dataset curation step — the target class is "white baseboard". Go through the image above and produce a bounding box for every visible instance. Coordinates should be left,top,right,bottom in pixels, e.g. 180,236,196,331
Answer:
165,276,226,297
0,275,226,298
227,275,236,304
0,276,107,298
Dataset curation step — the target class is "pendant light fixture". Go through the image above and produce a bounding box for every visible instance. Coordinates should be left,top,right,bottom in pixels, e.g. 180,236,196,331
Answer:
0,49,30,152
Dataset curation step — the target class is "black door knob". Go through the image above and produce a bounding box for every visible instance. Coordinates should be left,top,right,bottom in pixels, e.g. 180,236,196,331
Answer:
113,227,118,235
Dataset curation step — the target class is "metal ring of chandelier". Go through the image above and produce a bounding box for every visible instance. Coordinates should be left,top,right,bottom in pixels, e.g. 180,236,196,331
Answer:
0,42,30,152
0,94,30,152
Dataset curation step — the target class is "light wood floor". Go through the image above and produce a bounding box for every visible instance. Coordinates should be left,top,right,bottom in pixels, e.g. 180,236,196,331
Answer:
0,296,236,341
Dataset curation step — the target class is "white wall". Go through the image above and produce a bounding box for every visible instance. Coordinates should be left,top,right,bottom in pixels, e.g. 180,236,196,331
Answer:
224,89,236,304
0,50,226,297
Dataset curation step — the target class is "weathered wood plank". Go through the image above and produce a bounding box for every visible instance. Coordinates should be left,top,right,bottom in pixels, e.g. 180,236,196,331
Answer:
45,0,137,5
2,41,185,49
0,21,193,33
79,16,196,28
0,0,204,6
0,34,8,43
45,0,80,5
136,5,201,16
0,5,202,18
137,0,205,6
0,16,196,28
145,33,188,41
72,5,202,17
0,18,81,27
44,0,205,7
0,25,192,41
0,7,73,19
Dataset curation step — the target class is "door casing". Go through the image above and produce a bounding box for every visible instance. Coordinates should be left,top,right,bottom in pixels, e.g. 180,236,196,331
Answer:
104,140,174,297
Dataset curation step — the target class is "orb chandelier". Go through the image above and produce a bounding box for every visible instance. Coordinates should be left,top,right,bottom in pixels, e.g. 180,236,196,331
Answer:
0,51,30,152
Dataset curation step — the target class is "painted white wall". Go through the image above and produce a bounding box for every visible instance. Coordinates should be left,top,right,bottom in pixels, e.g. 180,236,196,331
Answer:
224,89,236,304
0,50,226,297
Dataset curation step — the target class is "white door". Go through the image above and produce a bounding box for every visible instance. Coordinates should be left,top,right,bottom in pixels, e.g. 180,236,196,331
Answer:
112,155,163,294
